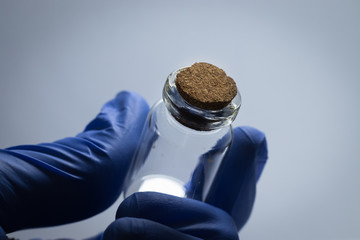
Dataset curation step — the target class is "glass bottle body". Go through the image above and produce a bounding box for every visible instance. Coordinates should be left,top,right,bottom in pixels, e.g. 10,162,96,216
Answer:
123,68,241,201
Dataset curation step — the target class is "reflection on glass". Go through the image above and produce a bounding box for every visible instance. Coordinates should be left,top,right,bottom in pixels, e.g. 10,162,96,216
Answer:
138,174,186,197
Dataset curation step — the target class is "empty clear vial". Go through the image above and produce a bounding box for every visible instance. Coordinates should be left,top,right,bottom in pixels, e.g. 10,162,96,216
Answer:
123,67,241,202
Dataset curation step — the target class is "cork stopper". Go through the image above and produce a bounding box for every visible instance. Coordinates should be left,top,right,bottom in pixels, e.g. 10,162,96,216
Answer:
175,62,237,110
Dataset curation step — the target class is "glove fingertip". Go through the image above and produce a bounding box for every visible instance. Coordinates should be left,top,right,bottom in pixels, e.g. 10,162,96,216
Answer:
115,192,140,219
234,126,268,181
85,91,149,132
204,126,268,230
112,90,150,113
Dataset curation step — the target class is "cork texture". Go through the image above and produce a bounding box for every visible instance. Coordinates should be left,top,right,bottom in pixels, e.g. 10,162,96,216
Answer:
175,62,237,110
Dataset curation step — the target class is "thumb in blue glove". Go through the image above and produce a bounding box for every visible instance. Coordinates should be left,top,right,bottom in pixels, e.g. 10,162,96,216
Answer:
0,91,149,232
104,192,239,240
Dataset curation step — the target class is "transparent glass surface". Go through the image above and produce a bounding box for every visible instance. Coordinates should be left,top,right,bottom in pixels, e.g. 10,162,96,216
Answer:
123,68,241,201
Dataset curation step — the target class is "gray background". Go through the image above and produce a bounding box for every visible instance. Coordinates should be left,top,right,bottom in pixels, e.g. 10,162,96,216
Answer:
1,1,359,239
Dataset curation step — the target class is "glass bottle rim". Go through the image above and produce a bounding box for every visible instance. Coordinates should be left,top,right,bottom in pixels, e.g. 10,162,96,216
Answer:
162,67,241,131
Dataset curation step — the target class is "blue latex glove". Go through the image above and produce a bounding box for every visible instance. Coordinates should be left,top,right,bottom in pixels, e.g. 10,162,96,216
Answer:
0,91,150,233
103,192,240,240
102,126,267,240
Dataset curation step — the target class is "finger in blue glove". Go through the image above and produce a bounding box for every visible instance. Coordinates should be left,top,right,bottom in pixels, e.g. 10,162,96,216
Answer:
205,126,268,230
0,91,149,232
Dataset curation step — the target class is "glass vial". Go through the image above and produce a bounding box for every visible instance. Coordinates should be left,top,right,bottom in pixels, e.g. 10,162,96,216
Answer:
123,67,241,201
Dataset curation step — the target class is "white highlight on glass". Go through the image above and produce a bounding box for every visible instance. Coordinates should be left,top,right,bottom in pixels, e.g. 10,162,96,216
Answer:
138,174,186,197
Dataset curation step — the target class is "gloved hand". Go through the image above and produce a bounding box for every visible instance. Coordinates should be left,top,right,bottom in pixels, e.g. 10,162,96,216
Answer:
0,91,150,233
102,126,267,240
0,89,268,239
103,192,240,240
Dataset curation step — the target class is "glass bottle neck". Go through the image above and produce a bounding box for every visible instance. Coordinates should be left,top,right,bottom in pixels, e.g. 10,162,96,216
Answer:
162,68,241,131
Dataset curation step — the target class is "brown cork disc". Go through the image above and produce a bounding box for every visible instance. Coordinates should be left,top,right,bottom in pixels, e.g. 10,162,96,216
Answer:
175,62,237,110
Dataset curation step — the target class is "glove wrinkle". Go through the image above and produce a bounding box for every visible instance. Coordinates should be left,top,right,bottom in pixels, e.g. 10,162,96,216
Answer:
84,113,113,132
3,150,82,180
